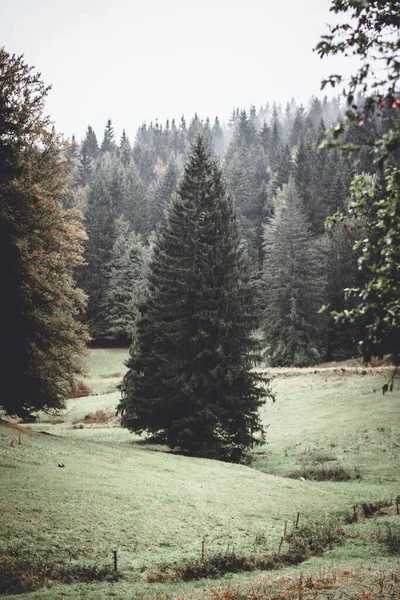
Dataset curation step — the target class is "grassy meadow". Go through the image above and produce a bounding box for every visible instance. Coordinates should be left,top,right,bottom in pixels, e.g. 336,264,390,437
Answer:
1,349,399,599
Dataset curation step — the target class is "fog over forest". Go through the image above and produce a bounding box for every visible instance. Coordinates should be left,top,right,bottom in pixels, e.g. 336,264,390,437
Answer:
68,90,393,369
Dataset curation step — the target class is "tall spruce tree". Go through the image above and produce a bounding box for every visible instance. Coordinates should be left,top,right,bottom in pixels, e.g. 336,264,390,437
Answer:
119,137,270,462
122,158,147,234
212,116,225,156
78,125,99,187
224,111,268,261
146,159,179,232
105,217,150,342
262,179,326,366
101,118,116,154
119,129,132,166
82,154,119,339
82,125,99,159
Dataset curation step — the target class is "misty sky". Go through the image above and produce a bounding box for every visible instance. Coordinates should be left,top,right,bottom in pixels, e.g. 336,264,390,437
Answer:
1,0,356,142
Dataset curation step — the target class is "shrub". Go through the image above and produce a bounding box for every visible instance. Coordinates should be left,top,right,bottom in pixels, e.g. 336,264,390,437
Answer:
145,566,174,583
285,465,353,481
285,519,345,560
146,552,300,584
174,552,294,581
68,382,91,398
345,499,394,523
145,520,346,584
382,525,400,555
0,554,120,595
73,409,115,425
84,409,114,423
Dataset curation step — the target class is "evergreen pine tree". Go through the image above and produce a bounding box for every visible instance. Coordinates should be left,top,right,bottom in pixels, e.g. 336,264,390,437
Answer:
132,126,157,186
211,116,225,156
105,217,150,342
78,125,99,187
269,104,282,170
119,137,270,462
119,129,132,166
82,154,118,338
309,97,324,130
64,135,80,197
274,143,293,190
146,159,179,231
282,102,294,140
122,159,147,234
188,113,203,145
262,179,326,366
170,118,179,155
101,118,116,154
177,116,188,154
80,149,147,339
224,111,268,259
259,122,271,156
293,131,332,235
82,125,99,159
77,147,92,187
202,117,213,150
289,106,306,147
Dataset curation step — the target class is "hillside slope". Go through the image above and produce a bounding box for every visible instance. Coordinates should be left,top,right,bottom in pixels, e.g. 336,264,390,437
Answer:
1,350,399,599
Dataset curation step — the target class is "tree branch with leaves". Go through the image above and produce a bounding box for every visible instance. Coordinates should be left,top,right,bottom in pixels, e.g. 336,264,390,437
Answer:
316,1,400,366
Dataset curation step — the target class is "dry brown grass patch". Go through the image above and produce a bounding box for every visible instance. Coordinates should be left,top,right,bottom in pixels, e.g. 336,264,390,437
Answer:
72,408,116,425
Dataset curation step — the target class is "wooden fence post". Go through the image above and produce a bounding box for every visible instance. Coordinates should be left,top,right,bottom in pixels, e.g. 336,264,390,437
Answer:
278,537,284,554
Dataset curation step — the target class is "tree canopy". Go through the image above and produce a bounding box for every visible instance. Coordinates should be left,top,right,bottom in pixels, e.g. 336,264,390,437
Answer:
317,0,400,162
0,48,88,417
316,0,400,365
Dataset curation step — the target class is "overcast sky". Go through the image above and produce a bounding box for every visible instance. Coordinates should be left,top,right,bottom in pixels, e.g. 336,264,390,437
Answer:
1,0,354,143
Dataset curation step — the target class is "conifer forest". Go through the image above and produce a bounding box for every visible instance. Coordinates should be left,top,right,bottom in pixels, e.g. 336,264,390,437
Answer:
55,96,400,459
1,0,400,462
75,97,394,365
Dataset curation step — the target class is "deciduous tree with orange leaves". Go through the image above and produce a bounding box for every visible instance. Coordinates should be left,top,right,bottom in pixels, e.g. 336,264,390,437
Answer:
0,48,89,418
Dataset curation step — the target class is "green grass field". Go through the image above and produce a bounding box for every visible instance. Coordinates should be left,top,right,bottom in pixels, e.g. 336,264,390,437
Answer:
1,349,399,599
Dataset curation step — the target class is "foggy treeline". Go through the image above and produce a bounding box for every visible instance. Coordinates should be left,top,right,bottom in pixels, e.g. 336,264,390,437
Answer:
69,96,393,366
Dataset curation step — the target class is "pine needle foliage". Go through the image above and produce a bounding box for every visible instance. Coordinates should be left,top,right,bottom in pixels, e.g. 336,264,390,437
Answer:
119,137,271,462
105,216,150,342
263,179,326,366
